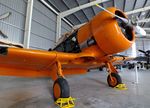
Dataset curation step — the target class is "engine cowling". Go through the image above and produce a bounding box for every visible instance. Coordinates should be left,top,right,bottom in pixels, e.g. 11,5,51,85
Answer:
77,7,135,55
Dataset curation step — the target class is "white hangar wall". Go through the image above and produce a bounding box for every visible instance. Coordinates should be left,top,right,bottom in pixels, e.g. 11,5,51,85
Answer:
0,0,26,44
0,0,72,50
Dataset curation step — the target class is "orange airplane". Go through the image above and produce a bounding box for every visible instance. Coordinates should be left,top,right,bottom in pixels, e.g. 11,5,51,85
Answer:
0,7,136,101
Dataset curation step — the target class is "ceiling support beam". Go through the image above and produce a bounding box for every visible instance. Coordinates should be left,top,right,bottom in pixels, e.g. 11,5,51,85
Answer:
73,23,87,29
138,18,150,23
62,0,82,24
56,16,61,42
40,0,74,43
40,0,73,27
23,0,34,48
40,0,59,15
136,34,150,36
126,6,150,15
143,28,150,31
60,0,110,17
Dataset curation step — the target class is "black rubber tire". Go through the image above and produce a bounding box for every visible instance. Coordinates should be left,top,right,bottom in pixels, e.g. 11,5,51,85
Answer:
53,78,70,101
107,73,122,87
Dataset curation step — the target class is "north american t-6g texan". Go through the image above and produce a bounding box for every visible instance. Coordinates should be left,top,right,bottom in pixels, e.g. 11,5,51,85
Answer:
0,6,144,102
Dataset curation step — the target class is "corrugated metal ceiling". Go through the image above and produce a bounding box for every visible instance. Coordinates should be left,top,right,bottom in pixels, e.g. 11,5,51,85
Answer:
46,0,150,28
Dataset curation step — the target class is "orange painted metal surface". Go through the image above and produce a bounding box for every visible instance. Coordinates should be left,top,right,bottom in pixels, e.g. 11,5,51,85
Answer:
0,47,94,78
63,68,87,75
77,22,92,44
0,7,136,79
78,7,135,55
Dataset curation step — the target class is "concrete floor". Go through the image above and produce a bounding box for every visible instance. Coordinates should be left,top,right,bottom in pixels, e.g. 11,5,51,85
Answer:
0,69,150,108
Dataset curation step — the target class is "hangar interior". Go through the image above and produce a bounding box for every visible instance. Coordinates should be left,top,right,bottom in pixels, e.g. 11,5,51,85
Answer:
0,0,150,108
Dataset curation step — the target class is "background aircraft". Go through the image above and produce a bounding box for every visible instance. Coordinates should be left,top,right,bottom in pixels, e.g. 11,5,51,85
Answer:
138,50,150,63
121,50,150,70
133,50,150,69
0,7,136,102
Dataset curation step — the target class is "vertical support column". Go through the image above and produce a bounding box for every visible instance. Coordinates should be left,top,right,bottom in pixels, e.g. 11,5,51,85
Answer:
135,64,139,84
23,0,34,48
132,42,137,57
56,15,61,43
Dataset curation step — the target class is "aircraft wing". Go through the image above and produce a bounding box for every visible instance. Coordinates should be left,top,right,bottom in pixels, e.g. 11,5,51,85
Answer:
0,47,95,79
110,56,135,65
111,56,135,62
134,56,148,61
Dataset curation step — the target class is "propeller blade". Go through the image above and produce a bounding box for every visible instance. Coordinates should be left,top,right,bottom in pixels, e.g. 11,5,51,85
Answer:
95,3,129,24
119,18,129,25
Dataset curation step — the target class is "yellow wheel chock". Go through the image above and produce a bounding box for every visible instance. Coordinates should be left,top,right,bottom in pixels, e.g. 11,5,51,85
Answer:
114,84,128,90
55,97,76,108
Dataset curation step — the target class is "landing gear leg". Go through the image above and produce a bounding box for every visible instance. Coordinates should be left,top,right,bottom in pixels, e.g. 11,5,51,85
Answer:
106,62,122,87
52,61,70,101
52,61,76,108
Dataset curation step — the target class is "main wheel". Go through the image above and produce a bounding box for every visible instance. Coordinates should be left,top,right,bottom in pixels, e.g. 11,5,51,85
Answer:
53,78,70,101
107,73,122,87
